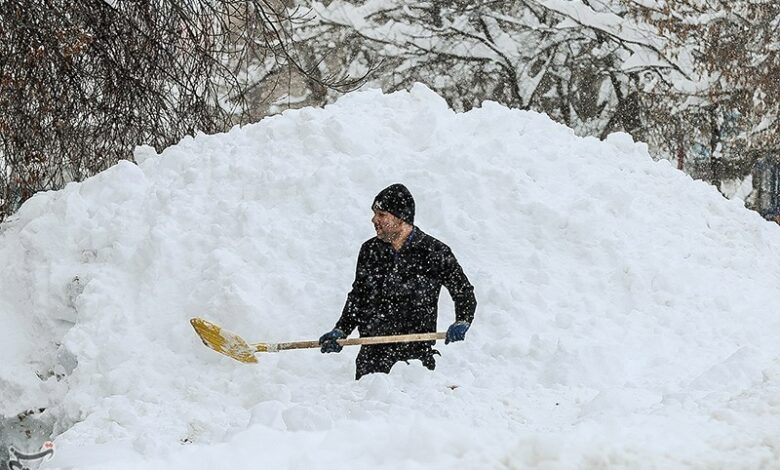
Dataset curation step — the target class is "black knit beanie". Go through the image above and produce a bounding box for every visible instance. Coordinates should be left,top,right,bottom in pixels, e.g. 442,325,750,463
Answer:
372,183,415,224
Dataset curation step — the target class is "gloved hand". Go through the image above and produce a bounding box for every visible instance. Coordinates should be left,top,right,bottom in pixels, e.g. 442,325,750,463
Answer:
445,321,470,344
319,328,346,353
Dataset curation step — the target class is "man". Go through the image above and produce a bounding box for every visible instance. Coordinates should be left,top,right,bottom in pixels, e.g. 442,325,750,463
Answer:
319,183,477,379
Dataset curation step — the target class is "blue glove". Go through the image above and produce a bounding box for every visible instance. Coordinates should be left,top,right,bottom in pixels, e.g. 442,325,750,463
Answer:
319,328,346,353
445,321,470,344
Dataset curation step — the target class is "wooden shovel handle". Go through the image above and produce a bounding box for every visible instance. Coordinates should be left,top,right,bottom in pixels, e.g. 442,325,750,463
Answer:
260,332,447,352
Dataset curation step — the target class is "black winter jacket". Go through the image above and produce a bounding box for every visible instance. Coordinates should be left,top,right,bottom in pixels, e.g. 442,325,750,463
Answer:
335,226,476,362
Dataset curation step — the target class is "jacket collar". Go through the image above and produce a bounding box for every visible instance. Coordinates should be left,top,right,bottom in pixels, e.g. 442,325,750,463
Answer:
381,225,422,254
399,225,426,252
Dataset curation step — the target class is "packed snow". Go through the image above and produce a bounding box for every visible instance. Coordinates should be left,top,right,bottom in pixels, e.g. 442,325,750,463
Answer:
2,84,780,469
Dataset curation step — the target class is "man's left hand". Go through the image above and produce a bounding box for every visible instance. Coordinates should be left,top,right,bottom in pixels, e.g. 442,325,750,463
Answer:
445,321,470,344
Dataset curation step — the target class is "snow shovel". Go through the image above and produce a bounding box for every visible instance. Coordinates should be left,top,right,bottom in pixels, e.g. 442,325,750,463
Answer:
190,317,446,364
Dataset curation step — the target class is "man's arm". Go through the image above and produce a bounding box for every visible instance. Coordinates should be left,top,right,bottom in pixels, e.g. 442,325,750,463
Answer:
334,243,372,335
440,247,477,324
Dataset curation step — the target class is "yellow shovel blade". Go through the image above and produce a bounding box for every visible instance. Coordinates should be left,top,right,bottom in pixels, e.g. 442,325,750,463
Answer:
190,317,259,363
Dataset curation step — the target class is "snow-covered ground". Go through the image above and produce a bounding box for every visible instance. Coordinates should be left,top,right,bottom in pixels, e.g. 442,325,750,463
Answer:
2,85,780,469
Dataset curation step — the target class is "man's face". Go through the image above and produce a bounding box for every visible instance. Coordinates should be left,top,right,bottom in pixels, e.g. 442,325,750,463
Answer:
372,209,404,242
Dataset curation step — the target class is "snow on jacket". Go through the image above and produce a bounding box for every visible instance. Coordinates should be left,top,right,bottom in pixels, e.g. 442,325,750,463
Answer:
335,226,477,362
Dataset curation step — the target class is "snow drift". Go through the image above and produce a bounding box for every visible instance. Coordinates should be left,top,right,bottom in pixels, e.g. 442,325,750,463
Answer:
2,84,780,468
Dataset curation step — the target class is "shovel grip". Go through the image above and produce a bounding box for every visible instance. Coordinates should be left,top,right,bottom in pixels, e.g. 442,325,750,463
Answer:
268,332,446,352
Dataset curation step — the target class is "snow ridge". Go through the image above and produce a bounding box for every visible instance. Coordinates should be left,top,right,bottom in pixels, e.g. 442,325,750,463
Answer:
2,84,780,468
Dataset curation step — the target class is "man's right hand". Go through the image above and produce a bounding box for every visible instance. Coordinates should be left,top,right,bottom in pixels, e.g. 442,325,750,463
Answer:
319,328,347,353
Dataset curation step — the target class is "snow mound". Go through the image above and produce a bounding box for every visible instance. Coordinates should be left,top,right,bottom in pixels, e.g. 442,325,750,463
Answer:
3,84,780,468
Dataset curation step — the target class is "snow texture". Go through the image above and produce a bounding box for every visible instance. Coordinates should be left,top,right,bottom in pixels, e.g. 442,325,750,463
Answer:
2,84,780,468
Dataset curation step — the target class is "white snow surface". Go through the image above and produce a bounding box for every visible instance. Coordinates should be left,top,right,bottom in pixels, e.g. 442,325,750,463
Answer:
3,84,780,468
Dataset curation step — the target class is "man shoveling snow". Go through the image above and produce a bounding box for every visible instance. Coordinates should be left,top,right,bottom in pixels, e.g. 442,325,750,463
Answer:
319,184,478,379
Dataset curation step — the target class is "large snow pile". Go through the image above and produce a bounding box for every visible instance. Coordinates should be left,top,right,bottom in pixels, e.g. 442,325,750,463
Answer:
2,85,780,469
